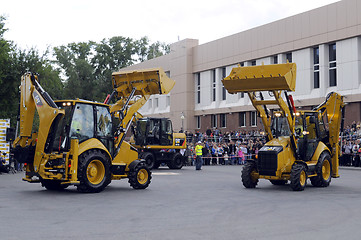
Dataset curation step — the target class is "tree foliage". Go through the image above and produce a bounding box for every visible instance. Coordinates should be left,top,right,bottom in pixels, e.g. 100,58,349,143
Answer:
54,36,170,102
0,15,170,127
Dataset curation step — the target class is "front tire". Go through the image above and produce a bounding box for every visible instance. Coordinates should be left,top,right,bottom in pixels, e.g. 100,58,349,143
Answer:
290,164,307,191
241,161,259,188
77,150,111,193
310,152,332,187
128,162,151,189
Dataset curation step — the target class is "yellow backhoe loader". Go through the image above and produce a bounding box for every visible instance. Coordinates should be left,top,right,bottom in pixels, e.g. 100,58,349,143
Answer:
104,72,187,170
12,68,174,192
222,63,345,191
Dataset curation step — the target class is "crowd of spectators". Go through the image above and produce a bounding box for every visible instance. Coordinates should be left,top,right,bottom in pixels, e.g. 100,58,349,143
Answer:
183,122,361,168
340,121,361,167
183,128,266,166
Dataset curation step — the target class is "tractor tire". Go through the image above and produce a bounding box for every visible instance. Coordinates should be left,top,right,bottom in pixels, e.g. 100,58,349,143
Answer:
142,152,155,169
310,152,332,187
128,161,151,189
77,150,111,193
269,180,288,185
168,153,183,169
41,179,69,191
290,164,307,191
241,161,259,188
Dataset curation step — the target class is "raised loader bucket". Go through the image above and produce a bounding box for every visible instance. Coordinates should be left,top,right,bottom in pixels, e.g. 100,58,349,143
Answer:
112,68,175,98
222,63,297,93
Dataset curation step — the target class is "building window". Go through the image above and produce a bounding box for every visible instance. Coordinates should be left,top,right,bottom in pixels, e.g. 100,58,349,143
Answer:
313,47,320,88
239,62,244,67
240,92,244,98
220,114,226,128
251,60,256,66
222,67,227,100
286,52,292,63
239,112,246,127
196,116,201,129
196,73,201,104
165,71,170,78
250,111,257,127
212,69,216,102
329,43,337,87
211,114,217,128
149,99,152,109
166,96,170,107
273,55,278,64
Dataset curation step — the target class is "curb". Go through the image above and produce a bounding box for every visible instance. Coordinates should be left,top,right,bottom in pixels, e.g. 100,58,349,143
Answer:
339,166,361,171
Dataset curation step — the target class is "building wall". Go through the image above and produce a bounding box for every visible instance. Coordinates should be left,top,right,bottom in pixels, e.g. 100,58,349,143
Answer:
119,0,361,133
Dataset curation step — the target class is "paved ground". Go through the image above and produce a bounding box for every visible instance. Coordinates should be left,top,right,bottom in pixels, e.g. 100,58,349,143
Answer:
1,166,361,240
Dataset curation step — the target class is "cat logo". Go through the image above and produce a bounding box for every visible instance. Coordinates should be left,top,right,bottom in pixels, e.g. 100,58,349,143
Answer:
263,146,278,151
33,92,43,107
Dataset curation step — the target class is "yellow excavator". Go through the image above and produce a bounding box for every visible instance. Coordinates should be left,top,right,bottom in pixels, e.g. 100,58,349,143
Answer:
130,114,187,170
222,63,345,191
12,68,174,193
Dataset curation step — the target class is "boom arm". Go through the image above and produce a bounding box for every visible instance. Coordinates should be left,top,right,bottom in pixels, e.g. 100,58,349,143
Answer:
109,68,175,152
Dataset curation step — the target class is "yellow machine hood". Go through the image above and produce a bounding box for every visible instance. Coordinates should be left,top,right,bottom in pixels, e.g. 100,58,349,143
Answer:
222,63,297,93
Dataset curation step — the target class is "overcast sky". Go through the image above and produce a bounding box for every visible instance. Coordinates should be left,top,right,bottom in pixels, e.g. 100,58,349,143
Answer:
1,0,340,52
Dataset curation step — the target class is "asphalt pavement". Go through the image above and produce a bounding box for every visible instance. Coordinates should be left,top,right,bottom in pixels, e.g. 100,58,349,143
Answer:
1,165,361,240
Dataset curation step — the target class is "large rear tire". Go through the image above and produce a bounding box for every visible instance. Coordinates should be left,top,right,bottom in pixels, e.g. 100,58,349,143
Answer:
290,164,307,191
168,153,183,169
241,161,259,188
128,162,151,189
77,150,111,193
310,152,332,187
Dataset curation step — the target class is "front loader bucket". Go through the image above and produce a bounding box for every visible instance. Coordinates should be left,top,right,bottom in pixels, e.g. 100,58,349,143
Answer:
112,68,175,98
222,63,297,93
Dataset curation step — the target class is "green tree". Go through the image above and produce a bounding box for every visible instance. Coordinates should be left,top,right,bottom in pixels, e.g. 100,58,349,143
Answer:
53,36,170,102
0,16,63,127
54,42,96,100
0,16,17,125
146,41,170,60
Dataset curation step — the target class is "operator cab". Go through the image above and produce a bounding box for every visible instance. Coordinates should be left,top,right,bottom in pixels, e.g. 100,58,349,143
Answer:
134,118,173,146
295,111,327,161
270,111,292,138
51,101,114,155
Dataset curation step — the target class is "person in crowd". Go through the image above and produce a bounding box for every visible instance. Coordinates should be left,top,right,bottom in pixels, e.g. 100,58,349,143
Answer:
228,141,236,165
202,141,211,165
237,144,245,165
343,141,352,166
211,143,218,165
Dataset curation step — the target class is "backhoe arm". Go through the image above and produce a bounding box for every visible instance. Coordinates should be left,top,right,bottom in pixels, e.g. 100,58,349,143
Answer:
13,73,64,170
313,92,345,177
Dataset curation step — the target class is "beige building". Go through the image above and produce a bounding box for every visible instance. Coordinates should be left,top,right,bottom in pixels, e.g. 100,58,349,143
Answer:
121,0,361,134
